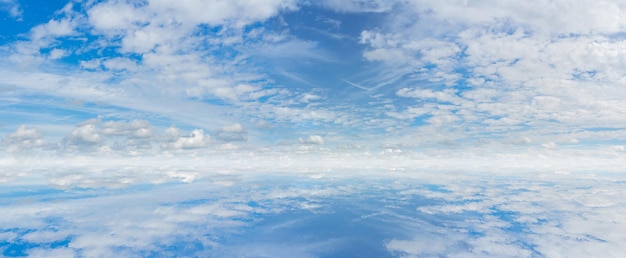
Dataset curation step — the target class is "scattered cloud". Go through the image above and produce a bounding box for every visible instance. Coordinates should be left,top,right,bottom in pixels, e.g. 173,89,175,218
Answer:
0,0,22,20
2,125,47,153
217,123,247,141
0,0,625,189
2,0,626,156
2,2,626,256
1,169,625,256
161,127,211,150
63,121,103,151
317,0,398,13
299,135,325,145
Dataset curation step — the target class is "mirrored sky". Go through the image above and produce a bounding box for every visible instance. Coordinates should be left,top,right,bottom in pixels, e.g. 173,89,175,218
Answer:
2,1,626,257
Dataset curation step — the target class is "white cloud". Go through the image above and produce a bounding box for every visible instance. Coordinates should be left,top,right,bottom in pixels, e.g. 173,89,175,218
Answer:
396,88,462,104
102,57,138,71
0,0,22,19
217,124,247,141
87,1,149,34
79,59,101,69
299,93,321,103
1,168,625,256
161,128,210,149
407,0,626,35
318,0,397,13
63,122,102,148
148,0,298,27
299,135,325,145
48,49,68,60
86,0,300,54
348,0,626,146
101,120,153,138
30,18,76,41
220,124,245,134
218,143,239,151
542,142,558,149
27,248,77,258
2,125,46,153
2,0,626,161
3,1,626,255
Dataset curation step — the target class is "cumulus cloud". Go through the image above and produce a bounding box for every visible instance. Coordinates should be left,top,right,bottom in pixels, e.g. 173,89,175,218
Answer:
30,16,76,41
217,123,247,141
348,0,626,147
86,0,299,53
2,125,47,153
63,120,103,150
2,0,626,158
299,135,325,145
101,120,153,138
3,2,626,255
161,127,211,149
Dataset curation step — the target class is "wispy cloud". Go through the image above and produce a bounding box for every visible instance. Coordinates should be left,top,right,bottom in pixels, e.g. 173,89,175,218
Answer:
2,2,626,257
0,0,21,20
1,169,625,256
1,0,626,179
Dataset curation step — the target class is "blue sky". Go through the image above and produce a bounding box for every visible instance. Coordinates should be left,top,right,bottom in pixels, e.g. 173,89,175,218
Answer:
2,1,626,257
2,0,626,177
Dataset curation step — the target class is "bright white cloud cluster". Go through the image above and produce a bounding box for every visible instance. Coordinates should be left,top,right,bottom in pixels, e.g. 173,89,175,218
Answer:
1,0,626,174
2,2,626,257
162,127,211,150
349,0,626,150
1,125,46,153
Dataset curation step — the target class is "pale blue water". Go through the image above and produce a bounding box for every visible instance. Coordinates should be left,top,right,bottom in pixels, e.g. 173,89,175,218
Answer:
0,172,623,257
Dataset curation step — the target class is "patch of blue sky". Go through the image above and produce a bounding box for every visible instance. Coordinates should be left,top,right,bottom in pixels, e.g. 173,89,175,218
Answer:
195,96,238,107
572,69,598,81
195,30,241,60
152,240,206,258
1,230,72,257
409,114,432,127
207,192,435,257
4,96,93,117
249,7,384,92
489,208,527,234
421,183,452,193
0,186,65,204
0,0,65,35
59,46,137,70
1,184,146,206
2,240,39,257
284,4,385,42
0,96,155,133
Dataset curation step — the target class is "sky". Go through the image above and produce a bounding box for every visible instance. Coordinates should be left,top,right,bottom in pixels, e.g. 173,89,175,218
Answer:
2,1,626,257
1,0,626,186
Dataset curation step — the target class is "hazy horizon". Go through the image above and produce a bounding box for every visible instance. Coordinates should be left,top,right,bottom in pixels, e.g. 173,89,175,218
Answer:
2,0,626,257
